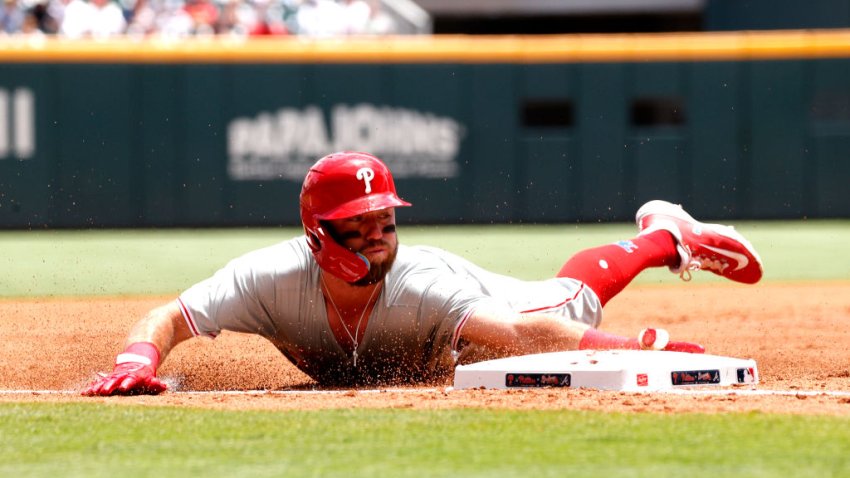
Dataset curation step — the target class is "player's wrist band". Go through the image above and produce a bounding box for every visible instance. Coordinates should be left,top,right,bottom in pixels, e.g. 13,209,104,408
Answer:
115,342,161,368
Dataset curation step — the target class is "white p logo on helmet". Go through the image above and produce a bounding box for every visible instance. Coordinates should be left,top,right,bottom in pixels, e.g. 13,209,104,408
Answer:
356,167,375,194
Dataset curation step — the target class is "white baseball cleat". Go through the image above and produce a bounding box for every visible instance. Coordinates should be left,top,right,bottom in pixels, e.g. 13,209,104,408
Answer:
636,200,764,284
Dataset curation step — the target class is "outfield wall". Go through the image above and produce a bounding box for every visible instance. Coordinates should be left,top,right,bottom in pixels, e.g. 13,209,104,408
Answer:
1,31,849,227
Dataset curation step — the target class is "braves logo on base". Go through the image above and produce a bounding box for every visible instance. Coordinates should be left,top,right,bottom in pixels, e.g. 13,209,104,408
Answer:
505,373,571,388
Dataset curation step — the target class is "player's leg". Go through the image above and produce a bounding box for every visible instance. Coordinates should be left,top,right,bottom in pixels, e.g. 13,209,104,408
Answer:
550,236,706,353
556,230,678,307
558,200,764,307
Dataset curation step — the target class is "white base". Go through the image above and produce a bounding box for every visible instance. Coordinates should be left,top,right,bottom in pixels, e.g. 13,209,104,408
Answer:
453,350,758,392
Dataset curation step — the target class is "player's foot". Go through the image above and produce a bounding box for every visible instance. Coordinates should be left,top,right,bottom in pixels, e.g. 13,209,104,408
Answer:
635,200,763,284
639,328,705,354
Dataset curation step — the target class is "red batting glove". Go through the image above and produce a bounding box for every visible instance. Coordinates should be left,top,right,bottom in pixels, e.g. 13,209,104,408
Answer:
82,342,167,396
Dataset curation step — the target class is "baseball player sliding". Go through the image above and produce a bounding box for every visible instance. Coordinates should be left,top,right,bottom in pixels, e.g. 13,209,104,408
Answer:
83,151,763,395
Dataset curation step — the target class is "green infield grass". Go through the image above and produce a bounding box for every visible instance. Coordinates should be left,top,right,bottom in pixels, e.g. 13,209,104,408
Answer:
2,403,849,478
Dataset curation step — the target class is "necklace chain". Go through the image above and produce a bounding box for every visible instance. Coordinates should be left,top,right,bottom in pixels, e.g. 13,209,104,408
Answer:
321,274,381,368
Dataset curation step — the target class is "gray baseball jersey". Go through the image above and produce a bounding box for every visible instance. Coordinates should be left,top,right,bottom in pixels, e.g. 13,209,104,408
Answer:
177,236,601,385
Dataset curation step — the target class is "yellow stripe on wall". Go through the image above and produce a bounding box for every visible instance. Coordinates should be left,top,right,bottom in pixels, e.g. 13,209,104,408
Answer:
2,30,850,64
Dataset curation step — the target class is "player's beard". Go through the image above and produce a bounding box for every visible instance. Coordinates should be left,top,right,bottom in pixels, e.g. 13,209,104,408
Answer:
352,239,398,287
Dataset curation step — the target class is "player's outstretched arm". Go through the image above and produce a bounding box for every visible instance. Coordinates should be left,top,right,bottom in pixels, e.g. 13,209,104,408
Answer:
459,307,704,362
82,301,193,396
458,307,589,361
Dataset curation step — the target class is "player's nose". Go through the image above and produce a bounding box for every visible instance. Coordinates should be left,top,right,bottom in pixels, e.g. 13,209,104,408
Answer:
362,219,383,240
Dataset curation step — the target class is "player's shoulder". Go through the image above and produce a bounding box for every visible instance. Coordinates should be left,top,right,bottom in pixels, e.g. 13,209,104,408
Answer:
395,244,473,273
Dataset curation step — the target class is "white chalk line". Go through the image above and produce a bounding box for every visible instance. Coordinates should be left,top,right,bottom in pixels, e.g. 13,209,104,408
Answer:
2,387,850,397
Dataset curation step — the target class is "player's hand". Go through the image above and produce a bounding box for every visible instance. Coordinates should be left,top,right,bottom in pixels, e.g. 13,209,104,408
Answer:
82,342,166,396
639,328,705,354
82,362,167,396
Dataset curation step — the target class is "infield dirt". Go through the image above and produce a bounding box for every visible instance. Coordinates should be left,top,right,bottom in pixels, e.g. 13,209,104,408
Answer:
2,282,849,414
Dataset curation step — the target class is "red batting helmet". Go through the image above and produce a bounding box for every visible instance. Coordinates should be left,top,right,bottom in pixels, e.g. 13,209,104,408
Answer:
300,152,411,282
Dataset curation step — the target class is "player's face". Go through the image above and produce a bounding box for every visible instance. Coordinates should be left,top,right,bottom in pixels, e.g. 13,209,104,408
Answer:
326,208,399,285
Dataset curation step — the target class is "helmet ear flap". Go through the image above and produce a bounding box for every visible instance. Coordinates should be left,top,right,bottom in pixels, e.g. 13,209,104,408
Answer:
309,225,371,283
305,228,322,254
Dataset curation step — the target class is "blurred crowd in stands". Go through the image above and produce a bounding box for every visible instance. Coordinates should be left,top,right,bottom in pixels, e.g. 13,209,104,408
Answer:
0,0,401,37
